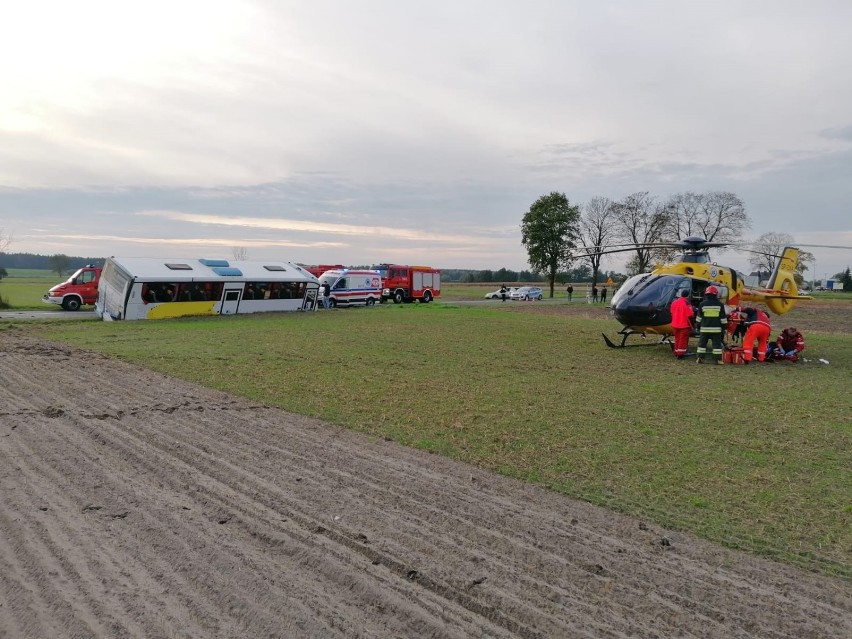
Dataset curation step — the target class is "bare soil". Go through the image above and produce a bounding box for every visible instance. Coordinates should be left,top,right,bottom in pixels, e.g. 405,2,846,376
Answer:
1,332,849,638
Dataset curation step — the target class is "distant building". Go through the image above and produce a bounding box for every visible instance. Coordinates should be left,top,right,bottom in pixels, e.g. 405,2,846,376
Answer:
745,271,770,288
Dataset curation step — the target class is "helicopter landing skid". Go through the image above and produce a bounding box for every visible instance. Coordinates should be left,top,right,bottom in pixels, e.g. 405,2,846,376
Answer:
602,330,672,349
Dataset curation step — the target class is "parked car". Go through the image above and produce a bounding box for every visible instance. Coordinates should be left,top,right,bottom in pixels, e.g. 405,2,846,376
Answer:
510,286,543,301
484,286,518,299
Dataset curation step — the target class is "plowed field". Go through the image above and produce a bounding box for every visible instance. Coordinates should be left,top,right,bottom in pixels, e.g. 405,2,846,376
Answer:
1,332,849,638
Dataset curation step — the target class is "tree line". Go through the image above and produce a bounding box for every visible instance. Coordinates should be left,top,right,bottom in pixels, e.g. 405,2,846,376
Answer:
522,190,755,297
0,252,104,275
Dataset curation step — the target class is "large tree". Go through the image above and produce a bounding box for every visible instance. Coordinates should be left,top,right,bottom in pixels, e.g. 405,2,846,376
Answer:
578,196,616,287
835,267,852,290
748,232,795,276
48,254,72,277
794,250,815,285
521,192,580,297
613,192,671,274
665,191,749,245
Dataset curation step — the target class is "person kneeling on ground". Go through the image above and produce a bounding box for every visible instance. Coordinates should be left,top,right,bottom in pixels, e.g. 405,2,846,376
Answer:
767,327,805,362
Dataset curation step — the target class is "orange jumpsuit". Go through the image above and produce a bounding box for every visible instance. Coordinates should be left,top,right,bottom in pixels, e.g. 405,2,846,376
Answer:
742,307,771,362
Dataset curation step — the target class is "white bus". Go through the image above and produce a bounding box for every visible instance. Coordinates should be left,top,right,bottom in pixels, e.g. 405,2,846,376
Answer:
95,257,320,321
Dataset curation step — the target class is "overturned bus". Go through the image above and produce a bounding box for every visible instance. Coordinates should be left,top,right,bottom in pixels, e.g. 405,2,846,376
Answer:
95,257,320,321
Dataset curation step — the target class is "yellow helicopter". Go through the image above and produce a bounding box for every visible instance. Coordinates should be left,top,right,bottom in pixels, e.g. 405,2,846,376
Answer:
600,236,808,347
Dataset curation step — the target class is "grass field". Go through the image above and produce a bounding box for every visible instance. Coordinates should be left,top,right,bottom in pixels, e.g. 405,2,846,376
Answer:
0,269,63,308
16,294,851,579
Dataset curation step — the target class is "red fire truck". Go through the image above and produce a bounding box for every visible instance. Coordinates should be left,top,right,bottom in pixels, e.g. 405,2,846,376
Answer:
374,264,441,304
301,264,345,278
42,264,102,311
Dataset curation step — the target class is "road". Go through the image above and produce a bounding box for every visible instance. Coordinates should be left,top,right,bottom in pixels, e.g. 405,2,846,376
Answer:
0,310,99,320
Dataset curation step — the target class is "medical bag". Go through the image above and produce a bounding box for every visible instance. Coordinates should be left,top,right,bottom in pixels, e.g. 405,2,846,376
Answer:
723,346,745,364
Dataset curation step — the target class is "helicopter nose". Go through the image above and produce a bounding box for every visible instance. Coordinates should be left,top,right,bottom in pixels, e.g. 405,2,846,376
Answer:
611,300,662,328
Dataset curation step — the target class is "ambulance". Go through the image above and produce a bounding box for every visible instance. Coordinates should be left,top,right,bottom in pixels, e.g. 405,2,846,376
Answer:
317,269,382,307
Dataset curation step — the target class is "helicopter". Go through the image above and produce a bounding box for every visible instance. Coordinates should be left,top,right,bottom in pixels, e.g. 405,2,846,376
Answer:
596,236,808,348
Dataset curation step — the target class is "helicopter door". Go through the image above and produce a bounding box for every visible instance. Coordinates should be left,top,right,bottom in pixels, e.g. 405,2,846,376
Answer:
693,281,729,303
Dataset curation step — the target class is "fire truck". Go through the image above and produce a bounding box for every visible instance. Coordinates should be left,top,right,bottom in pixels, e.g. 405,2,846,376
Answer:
42,264,102,311
374,264,441,304
301,264,345,278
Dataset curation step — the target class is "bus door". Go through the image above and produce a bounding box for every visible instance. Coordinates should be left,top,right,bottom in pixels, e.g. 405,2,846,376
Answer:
220,283,243,315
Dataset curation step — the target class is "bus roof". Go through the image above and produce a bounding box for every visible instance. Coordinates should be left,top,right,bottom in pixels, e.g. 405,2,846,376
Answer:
106,257,318,282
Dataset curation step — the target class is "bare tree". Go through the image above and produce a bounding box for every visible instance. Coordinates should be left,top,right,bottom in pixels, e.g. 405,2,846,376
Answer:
664,191,750,245
664,191,703,240
613,192,672,274
577,196,617,287
0,229,11,253
748,232,795,276
232,246,249,261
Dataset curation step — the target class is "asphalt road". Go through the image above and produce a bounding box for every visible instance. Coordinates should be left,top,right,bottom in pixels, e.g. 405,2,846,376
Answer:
0,310,99,321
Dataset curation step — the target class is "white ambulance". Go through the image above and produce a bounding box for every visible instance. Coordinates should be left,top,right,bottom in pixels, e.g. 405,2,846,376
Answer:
317,269,382,308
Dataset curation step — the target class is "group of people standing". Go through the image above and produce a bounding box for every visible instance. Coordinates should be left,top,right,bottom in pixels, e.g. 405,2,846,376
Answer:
564,284,606,302
669,286,805,364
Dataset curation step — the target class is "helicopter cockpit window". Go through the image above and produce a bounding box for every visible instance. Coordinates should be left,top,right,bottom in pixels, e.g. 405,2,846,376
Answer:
609,273,653,306
626,275,685,308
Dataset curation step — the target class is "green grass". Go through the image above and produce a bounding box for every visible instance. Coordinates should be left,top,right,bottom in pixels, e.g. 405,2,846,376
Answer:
20,301,852,579
0,269,63,309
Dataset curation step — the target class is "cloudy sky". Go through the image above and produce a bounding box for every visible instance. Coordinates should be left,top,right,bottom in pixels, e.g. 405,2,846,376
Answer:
1,0,850,278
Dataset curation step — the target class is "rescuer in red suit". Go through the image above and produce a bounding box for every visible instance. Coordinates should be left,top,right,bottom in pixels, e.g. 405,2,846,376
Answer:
738,306,771,363
670,289,694,359
769,327,806,362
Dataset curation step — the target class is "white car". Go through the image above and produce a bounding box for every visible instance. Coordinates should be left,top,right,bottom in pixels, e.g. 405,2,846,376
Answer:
485,287,518,299
510,286,543,301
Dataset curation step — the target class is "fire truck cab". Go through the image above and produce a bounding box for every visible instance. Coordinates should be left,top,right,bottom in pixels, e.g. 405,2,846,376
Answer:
42,265,102,311
375,264,441,304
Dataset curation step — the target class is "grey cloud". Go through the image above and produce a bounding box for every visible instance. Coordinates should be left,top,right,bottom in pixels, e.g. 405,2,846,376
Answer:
819,125,852,141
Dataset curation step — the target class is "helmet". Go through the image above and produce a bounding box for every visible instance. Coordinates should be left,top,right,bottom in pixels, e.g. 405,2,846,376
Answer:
705,285,718,295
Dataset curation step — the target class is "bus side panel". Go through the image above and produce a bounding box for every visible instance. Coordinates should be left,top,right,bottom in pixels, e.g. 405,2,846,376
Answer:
121,284,217,320
235,299,307,314
122,283,152,320
148,301,218,320
118,279,320,320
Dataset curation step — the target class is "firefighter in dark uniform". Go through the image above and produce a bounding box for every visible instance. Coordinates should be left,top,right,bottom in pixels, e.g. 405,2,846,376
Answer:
695,285,727,364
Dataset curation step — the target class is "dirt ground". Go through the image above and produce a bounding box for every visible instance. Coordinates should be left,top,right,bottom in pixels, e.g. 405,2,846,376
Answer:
1,332,850,639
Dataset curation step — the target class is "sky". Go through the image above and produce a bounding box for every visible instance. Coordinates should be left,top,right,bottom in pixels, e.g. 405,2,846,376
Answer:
1,0,851,280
